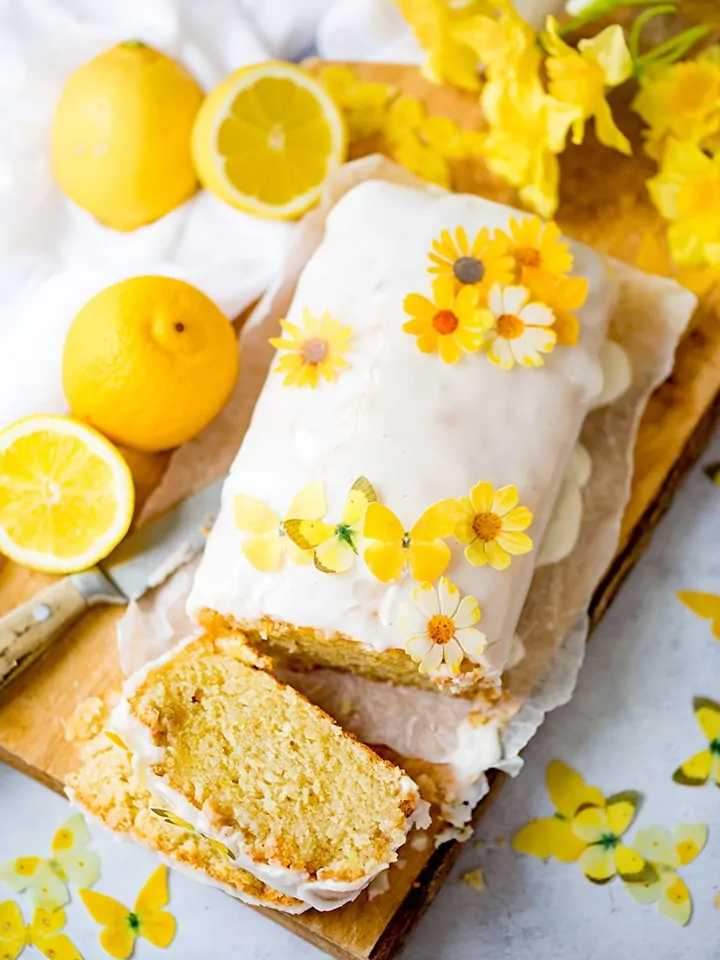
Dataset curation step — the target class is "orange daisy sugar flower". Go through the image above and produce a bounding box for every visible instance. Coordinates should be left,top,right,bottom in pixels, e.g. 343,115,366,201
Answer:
499,215,573,278
403,276,493,364
521,266,588,346
269,308,352,388
428,226,514,291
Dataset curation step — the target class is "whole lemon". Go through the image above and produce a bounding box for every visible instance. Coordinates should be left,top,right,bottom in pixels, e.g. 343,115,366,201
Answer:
62,277,239,452
52,41,204,231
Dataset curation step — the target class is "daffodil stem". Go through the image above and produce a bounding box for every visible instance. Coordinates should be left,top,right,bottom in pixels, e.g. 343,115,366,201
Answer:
629,4,676,60
634,24,711,73
557,0,654,38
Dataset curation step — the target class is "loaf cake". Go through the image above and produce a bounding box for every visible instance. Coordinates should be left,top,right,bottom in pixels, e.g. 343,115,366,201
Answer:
109,634,430,911
188,180,614,696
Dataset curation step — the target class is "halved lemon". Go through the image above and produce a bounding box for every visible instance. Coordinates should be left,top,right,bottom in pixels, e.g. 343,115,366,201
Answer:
192,61,346,220
0,415,135,574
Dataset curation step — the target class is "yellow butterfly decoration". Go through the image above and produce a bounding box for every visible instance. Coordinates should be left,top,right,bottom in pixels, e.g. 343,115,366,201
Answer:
362,499,461,583
624,823,708,926
677,591,720,640
0,901,82,960
703,462,720,485
0,814,100,910
150,808,236,861
572,791,654,884
512,760,606,863
284,477,377,574
234,482,326,572
673,696,720,787
79,865,175,960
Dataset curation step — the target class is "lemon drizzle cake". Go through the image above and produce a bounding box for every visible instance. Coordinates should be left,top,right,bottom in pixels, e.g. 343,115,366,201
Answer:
188,180,613,695
110,634,430,911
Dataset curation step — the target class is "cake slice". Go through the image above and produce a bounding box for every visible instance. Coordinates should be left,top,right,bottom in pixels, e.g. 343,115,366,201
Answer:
110,635,429,911
188,179,614,697
64,696,307,914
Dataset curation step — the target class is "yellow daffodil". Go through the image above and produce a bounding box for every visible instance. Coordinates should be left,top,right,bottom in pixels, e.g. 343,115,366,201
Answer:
398,577,487,675
482,284,557,370
499,215,574,277
269,308,353,388
403,276,492,363
632,47,720,160
455,481,533,570
624,823,707,925
636,230,720,297
521,267,588,345
571,792,652,884
319,65,395,141
647,139,720,266
452,0,540,84
428,226,514,291
543,18,633,155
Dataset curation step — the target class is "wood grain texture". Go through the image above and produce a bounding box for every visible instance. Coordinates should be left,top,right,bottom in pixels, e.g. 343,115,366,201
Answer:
1,62,720,960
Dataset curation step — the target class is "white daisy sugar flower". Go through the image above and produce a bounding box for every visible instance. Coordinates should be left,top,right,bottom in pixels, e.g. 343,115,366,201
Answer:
398,577,487,675
484,284,557,370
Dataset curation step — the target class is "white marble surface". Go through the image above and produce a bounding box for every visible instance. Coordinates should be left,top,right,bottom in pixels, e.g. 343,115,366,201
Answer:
2,425,720,959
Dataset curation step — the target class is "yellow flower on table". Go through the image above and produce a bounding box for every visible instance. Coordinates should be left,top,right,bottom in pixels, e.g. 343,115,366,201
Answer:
403,276,492,364
269,308,353,388
318,65,395,141
499,215,574,277
647,139,720,267
398,577,487,675
624,823,708,925
542,18,633,155
632,48,720,160
427,226,514,292
455,481,533,570
482,284,557,370
571,792,651,884
521,267,588,346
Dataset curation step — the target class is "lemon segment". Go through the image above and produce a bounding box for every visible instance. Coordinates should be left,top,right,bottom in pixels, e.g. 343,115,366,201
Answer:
192,62,346,220
0,416,135,574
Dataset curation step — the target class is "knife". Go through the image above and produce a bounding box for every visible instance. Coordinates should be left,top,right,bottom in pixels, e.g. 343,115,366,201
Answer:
0,475,225,692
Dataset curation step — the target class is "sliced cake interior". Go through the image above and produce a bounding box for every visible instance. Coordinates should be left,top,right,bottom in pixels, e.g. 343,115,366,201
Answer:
64,696,307,914
112,635,430,910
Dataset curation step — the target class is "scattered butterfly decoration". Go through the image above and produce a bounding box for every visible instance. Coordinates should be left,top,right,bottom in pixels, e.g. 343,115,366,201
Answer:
234,481,326,572
362,499,460,583
703,462,720,485
677,591,720,641
284,477,377,574
79,865,175,960
0,814,100,910
623,823,708,925
673,696,720,787
0,901,82,960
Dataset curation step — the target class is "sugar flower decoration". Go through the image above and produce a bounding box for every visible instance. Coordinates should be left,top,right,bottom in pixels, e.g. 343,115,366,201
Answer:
521,268,588,346
0,813,100,911
677,591,720,640
672,696,720,787
285,477,376,574
0,901,83,960
427,226,514,291
455,481,533,570
482,284,557,370
403,276,492,363
542,18,633,155
80,865,175,959
513,760,605,863
624,823,708,925
234,482,325,572
571,792,651,884
500,216,573,277
632,47,720,161
398,577,487,675
363,499,460,583
269,309,352,388
647,139,720,267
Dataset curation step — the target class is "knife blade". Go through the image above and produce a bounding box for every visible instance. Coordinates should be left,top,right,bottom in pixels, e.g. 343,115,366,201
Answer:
0,474,226,691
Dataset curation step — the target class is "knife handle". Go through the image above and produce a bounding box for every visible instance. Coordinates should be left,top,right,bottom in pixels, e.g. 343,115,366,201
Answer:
0,579,89,692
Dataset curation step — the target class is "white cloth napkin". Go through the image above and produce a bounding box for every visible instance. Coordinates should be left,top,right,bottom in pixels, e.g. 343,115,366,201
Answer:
0,0,564,430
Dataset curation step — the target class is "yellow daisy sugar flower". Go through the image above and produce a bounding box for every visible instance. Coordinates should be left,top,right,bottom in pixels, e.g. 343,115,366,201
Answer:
647,139,720,267
318,65,395,141
455,480,533,570
571,791,652,884
269,308,353,388
632,48,720,161
625,823,708,926
398,577,487,675
234,482,326,572
403,276,493,364
499,215,573,277
428,226,514,292
543,18,633,156
521,267,588,346
482,284,557,370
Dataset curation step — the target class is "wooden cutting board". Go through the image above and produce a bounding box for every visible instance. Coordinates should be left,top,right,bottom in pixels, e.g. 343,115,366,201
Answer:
1,63,720,960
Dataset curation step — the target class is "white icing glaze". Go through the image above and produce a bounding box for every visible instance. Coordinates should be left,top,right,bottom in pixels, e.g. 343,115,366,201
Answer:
111,640,430,912
537,443,593,567
187,181,613,686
